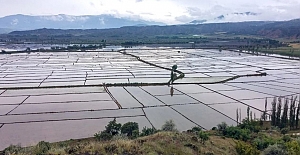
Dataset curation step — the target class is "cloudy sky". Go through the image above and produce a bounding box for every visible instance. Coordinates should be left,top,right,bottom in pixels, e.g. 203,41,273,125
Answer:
1,0,300,24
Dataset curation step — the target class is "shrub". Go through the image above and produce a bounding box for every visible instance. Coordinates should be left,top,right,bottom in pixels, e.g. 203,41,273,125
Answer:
104,143,118,153
217,122,228,133
212,127,217,130
105,118,122,136
121,122,139,137
280,128,289,135
282,135,292,142
140,127,157,137
3,144,22,154
132,130,140,139
33,141,51,155
285,141,300,155
223,126,251,141
239,119,261,133
198,131,209,144
253,136,276,150
94,131,113,141
162,120,177,131
263,144,288,155
111,134,129,141
191,126,202,133
236,141,260,155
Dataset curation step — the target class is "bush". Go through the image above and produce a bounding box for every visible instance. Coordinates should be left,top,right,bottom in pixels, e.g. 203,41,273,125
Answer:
280,128,289,135
33,141,51,155
223,126,251,141
121,122,139,137
94,131,113,141
282,135,292,142
162,120,177,131
105,118,122,135
239,120,261,133
198,131,209,144
263,144,288,155
285,141,300,155
111,134,129,141
217,122,228,132
191,126,202,133
3,144,22,154
253,136,276,150
236,141,260,155
140,127,157,137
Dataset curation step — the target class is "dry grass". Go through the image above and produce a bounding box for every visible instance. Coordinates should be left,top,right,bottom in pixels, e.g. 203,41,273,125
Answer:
290,43,300,49
2,132,239,155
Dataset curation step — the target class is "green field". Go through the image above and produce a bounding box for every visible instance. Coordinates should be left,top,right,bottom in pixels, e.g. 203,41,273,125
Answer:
258,46,300,58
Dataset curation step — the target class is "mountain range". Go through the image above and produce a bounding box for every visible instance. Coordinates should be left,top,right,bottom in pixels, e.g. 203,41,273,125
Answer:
0,12,262,33
0,14,164,32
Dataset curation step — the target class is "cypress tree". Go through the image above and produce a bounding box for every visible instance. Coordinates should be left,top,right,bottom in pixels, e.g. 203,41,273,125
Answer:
289,96,296,129
281,98,289,129
276,97,282,127
296,96,300,129
264,98,268,121
236,108,239,125
271,97,277,126
247,106,250,122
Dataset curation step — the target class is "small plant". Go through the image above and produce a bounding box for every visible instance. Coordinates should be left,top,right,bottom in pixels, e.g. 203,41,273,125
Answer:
236,141,260,155
263,144,288,155
280,128,289,135
282,135,291,142
33,141,51,155
3,144,22,154
217,122,228,133
94,131,113,141
191,126,202,133
140,127,157,137
198,131,209,144
162,120,177,131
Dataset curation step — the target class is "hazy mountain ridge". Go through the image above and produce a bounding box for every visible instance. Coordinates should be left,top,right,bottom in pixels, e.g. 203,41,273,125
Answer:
0,14,163,31
3,18,300,41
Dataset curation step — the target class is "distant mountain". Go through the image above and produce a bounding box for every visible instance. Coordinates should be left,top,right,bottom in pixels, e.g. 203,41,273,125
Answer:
0,14,164,30
189,20,207,25
3,18,300,43
0,28,13,34
188,12,259,24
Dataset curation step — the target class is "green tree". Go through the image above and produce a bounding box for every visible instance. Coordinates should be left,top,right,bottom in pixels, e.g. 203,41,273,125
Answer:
121,122,139,137
271,98,277,126
281,99,289,129
247,106,250,122
290,96,296,129
276,97,282,127
105,118,122,135
296,98,300,129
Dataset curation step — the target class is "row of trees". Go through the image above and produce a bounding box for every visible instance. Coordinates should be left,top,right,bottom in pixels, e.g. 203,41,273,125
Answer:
270,96,300,129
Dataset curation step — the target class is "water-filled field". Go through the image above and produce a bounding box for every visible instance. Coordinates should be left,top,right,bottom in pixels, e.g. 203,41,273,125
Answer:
0,49,299,149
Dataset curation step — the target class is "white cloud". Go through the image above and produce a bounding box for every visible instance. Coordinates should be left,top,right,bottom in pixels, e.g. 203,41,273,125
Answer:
0,0,299,24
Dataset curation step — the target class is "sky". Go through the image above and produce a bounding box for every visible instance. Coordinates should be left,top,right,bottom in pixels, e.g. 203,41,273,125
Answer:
1,0,300,24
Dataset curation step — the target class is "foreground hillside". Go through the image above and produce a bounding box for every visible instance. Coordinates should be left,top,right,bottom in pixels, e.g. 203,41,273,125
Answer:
1,132,237,155
2,118,300,155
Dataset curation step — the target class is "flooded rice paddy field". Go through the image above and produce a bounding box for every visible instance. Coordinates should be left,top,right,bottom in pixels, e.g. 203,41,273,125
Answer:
0,49,299,149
